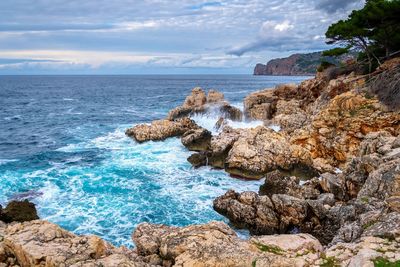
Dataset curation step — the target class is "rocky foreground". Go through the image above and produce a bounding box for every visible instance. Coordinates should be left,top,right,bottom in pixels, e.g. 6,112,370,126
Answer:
2,58,400,266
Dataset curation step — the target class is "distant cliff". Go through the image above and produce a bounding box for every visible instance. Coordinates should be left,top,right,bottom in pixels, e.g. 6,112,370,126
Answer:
254,52,344,76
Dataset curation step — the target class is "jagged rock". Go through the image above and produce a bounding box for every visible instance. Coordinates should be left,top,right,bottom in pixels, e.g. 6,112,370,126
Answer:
166,106,193,121
0,200,39,223
291,92,400,167
219,103,243,121
343,154,382,199
317,193,336,207
358,158,400,201
214,117,227,131
244,89,277,120
362,212,400,240
183,87,207,108
271,194,308,230
320,172,345,200
271,99,308,133
125,118,199,143
214,190,310,235
187,152,208,168
225,126,312,179
213,190,279,235
187,127,242,169
259,170,302,198
181,128,212,151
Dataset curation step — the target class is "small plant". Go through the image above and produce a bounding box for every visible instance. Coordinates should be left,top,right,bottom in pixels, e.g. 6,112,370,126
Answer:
362,221,376,230
372,257,400,267
361,196,369,203
252,259,257,267
253,242,285,255
320,253,340,267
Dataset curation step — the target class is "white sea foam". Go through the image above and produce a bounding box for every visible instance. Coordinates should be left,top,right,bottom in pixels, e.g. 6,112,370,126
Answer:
0,159,18,165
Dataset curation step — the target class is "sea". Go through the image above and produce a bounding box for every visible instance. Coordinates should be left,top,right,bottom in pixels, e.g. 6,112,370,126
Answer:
0,75,309,247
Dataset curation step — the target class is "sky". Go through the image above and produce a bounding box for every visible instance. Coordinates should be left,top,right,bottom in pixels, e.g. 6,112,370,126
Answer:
0,0,364,74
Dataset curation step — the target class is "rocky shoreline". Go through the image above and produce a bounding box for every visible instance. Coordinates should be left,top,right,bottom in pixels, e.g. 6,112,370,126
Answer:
1,58,399,266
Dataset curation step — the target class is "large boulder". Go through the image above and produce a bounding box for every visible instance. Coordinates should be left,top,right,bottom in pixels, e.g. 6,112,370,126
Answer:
213,190,310,235
3,221,111,266
125,118,199,143
213,190,279,235
133,220,323,267
0,200,39,223
225,126,312,179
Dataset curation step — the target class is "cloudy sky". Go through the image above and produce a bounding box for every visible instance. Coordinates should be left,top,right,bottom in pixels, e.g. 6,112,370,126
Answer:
0,0,364,74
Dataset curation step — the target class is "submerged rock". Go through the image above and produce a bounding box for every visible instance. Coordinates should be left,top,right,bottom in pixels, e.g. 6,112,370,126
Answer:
125,118,199,143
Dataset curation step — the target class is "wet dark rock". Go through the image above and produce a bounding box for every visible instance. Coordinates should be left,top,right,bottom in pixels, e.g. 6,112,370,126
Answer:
181,128,212,152
187,152,208,168
0,200,39,223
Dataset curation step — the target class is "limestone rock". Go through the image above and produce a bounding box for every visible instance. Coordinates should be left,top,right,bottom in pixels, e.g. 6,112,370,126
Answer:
207,90,224,103
133,220,323,267
183,87,207,108
244,89,277,120
3,220,111,267
250,233,323,254
271,100,308,133
213,190,279,235
259,170,303,198
126,118,199,143
291,92,400,167
225,126,312,179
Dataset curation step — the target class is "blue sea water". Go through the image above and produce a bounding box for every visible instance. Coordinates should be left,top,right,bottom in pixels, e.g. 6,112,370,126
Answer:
0,75,309,247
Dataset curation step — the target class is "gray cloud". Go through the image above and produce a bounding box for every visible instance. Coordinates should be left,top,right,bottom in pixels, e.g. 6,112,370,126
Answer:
0,0,367,74
314,0,364,14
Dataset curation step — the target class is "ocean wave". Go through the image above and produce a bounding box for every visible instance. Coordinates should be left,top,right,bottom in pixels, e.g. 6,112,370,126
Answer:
0,159,19,165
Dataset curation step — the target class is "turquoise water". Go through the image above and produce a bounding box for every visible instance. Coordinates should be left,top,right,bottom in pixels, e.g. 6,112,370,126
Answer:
0,75,309,246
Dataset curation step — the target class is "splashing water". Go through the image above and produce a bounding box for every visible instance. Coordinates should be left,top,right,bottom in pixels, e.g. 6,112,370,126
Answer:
0,75,309,246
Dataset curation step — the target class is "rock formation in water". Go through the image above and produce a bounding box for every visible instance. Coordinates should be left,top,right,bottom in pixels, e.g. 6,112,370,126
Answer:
125,88,242,143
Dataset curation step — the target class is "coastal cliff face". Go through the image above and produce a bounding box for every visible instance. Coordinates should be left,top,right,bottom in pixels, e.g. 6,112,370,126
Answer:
1,58,399,267
253,51,353,76
254,52,323,76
